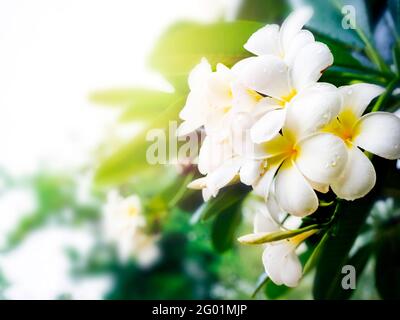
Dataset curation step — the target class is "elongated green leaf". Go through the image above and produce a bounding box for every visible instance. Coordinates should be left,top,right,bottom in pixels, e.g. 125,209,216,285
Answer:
90,88,173,107
313,158,387,300
211,201,242,253
375,225,400,299
251,273,270,298
298,0,371,48
94,97,184,185
191,185,250,223
118,93,180,123
149,21,262,91
389,0,400,38
237,0,288,22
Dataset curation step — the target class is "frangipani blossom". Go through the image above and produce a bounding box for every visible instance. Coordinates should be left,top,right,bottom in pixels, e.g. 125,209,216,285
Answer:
233,8,333,143
244,7,315,66
182,60,277,200
250,197,315,287
177,58,271,138
242,84,346,216
323,83,400,200
103,191,160,267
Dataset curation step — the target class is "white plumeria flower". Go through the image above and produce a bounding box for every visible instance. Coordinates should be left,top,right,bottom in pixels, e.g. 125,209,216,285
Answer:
183,62,276,200
189,109,272,201
250,197,316,287
178,58,276,138
103,191,160,267
240,83,347,216
323,83,400,200
233,9,333,144
244,7,315,66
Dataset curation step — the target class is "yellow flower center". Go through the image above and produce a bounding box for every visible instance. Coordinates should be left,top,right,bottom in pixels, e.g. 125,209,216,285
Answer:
127,205,139,217
323,108,359,147
247,89,264,102
278,89,297,107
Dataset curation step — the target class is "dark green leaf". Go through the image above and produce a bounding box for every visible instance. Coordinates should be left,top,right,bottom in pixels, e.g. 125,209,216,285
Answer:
191,185,250,223
388,0,400,38
211,201,242,253
237,0,288,22
313,158,387,300
375,224,400,299
300,0,371,48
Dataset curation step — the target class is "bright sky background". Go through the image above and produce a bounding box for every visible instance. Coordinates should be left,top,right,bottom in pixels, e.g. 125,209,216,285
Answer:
0,0,240,299
0,0,239,177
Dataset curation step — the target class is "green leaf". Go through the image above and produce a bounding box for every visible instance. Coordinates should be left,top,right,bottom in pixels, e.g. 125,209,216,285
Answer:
191,185,249,223
303,231,330,275
118,93,180,123
251,273,270,298
90,88,181,123
236,0,288,22
94,96,184,185
149,21,262,91
313,158,387,300
375,225,400,299
211,201,242,253
90,88,172,107
300,0,371,48
389,0,400,39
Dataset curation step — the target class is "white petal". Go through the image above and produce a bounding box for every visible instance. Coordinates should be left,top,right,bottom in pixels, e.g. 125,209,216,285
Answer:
202,187,213,201
354,112,400,160
187,177,207,190
262,244,284,285
263,242,299,286
207,63,233,108
339,83,385,118
244,24,281,56
188,57,212,90
331,146,376,200
206,157,242,194
284,30,315,66
179,91,208,121
275,160,318,217
251,134,292,160
231,81,261,112
291,42,333,91
254,210,280,234
280,6,314,52
240,159,263,185
251,109,286,143
307,179,329,194
253,158,283,199
265,193,286,222
198,136,213,175
280,251,303,287
177,120,202,137
198,135,234,174
284,83,341,138
233,55,291,99
296,133,348,184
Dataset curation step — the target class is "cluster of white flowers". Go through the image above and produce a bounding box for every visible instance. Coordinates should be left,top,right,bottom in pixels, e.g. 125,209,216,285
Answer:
179,8,400,286
103,191,160,268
